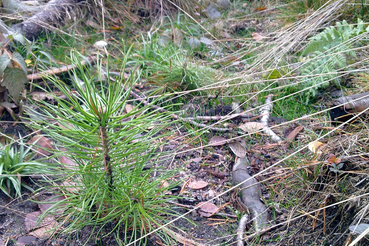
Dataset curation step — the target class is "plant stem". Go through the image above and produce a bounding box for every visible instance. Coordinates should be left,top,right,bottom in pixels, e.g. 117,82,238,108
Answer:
100,126,113,190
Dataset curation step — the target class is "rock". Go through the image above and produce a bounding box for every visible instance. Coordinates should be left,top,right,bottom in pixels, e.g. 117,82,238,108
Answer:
217,0,231,9
205,3,221,19
188,37,201,49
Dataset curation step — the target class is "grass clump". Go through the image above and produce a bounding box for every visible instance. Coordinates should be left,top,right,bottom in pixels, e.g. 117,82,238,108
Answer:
132,34,219,94
28,50,180,244
0,142,50,198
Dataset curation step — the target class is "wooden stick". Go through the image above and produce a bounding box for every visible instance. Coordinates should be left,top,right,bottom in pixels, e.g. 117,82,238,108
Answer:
27,56,97,81
259,94,282,143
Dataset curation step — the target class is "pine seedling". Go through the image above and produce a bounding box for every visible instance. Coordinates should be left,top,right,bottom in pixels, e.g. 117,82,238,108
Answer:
28,49,180,244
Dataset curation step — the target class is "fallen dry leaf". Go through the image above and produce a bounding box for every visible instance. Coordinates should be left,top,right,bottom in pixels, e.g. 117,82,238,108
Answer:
38,195,66,213
191,157,202,163
30,91,54,101
286,125,304,140
308,141,324,154
25,211,42,231
209,136,228,146
255,7,267,11
59,155,78,170
187,180,208,190
61,179,81,193
25,211,58,239
28,136,54,157
228,141,246,158
198,202,219,217
29,220,58,239
239,122,265,133
327,154,341,164
252,32,266,41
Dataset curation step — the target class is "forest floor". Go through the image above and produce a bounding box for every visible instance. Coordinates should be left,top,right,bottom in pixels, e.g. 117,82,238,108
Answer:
1,1,369,245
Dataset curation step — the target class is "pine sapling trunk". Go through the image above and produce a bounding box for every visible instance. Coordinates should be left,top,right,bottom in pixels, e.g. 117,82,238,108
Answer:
100,126,113,190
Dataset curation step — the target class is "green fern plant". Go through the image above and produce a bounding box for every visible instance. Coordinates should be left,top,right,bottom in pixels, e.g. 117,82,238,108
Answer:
299,19,369,101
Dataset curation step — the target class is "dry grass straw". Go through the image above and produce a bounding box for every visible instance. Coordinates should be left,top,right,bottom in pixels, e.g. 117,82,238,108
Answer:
93,0,202,26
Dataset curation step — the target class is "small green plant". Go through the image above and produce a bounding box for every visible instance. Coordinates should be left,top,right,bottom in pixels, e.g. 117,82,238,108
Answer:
0,142,50,197
299,19,369,101
0,33,31,102
133,34,217,94
29,50,181,244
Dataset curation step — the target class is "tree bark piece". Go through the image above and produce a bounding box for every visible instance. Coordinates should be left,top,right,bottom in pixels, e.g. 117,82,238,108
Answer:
11,0,84,40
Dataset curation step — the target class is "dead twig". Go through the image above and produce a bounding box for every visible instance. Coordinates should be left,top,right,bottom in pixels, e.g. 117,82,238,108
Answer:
162,227,208,246
181,113,254,121
27,56,97,81
260,94,282,143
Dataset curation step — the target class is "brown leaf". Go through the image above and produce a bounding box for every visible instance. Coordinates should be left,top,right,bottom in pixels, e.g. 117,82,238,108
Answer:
238,122,265,133
286,125,304,140
187,180,208,190
30,92,54,101
308,141,324,154
29,220,58,239
61,179,80,194
28,136,54,157
252,32,266,41
59,155,78,170
327,154,341,164
255,7,267,11
38,195,66,213
228,141,246,158
198,202,219,217
25,211,42,232
209,136,228,146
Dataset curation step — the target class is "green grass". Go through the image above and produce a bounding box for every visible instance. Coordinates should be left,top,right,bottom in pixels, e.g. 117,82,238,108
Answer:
0,141,52,198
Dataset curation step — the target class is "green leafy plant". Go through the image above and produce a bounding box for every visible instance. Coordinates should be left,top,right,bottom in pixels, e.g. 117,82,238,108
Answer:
0,50,27,102
0,33,32,103
0,141,50,197
299,19,369,101
29,50,181,244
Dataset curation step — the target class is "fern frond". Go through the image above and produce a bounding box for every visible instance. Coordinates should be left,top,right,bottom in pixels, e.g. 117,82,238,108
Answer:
298,19,368,101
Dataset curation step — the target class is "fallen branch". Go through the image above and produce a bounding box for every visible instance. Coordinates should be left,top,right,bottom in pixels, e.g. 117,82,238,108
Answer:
11,0,85,40
237,214,249,246
259,95,282,143
27,56,97,81
232,157,269,243
181,113,254,121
